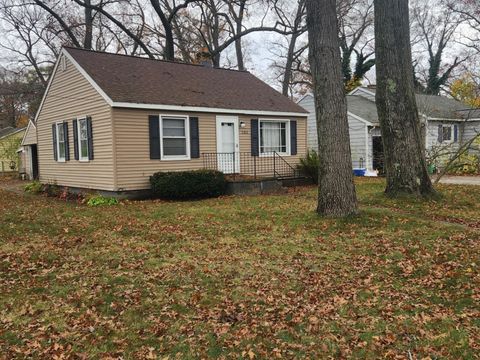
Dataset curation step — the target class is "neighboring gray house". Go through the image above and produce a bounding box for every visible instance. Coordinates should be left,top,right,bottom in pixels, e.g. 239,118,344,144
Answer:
298,87,480,172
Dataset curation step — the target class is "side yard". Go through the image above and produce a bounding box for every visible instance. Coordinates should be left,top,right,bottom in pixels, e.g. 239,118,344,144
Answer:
0,178,479,358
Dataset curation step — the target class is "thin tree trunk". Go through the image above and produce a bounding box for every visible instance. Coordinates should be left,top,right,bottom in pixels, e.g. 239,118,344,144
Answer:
306,0,358,217
282,32,298,96
234,1,246,71
374,0,435,196
83,0,93,49
150,0,175,60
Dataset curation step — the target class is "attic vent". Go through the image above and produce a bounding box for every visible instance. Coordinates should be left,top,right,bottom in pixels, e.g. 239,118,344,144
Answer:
61,56,67,71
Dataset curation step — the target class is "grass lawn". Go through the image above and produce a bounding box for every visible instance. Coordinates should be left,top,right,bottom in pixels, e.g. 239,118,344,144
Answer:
0,178,479,359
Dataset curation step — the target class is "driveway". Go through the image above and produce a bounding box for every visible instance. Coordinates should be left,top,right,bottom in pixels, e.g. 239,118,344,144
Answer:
436,175,480,186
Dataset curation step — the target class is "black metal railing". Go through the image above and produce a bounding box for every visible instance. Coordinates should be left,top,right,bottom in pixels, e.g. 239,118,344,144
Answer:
202,152,300,180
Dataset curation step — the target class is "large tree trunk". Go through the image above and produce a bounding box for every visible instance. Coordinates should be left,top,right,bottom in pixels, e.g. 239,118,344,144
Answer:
374,0,435,196
306,0,358,217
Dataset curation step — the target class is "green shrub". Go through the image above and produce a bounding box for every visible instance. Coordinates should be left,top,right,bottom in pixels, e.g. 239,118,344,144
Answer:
24,181,43,194
447,153,480,175
298,150,319,184
150,170,226,200
87,195,119,207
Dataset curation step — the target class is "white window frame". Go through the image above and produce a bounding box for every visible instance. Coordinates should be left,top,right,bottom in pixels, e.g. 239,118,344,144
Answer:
258,118,291,157
55,121,66,163
76,116,89,162
441,124,454,143
160,115,190,161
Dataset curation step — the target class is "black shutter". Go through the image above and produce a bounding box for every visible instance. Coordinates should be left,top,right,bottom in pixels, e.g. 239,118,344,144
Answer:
86,116,94,160
290,120,297,155
438,124,443,143
251,119,259,156
190,117,200,158
52,124,58,161
63,122,70,161
149,115,160,159
73,119,79,160
454,124,458,142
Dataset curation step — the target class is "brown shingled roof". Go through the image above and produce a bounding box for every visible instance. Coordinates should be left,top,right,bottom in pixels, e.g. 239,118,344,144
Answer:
64,47,307,114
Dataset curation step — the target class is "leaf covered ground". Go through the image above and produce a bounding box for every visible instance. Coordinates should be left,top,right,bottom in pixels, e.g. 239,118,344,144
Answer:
0,178,479,359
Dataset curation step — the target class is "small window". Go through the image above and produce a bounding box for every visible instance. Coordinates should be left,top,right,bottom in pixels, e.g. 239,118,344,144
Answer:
442,125,452,142
259,120,289,155
56,123,66,162
77,118,89,161
161,116,189,159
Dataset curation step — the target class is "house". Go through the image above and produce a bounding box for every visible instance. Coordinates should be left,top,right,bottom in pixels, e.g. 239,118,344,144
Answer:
298,87,480,172
0,126,26,173
21,47,308,195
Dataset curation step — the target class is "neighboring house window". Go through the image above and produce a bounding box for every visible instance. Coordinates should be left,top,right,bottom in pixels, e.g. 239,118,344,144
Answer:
77,118,89,161
160,115,190,159
438,124,457,144
259,119,289,155
442,125,452,142
56,123,66,162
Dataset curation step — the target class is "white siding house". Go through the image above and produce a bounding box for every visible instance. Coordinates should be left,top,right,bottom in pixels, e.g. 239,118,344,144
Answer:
298,87,480,172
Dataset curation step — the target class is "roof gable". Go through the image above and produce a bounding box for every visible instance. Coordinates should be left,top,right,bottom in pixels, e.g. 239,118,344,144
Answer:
64,47,307,116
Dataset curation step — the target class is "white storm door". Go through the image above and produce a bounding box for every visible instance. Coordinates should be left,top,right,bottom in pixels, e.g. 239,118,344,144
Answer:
216,116,240,174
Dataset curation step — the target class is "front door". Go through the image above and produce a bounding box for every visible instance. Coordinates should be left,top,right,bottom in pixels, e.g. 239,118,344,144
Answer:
216,116,240,174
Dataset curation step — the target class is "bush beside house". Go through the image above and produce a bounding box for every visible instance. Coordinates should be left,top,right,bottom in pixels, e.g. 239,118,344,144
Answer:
150,170,226,200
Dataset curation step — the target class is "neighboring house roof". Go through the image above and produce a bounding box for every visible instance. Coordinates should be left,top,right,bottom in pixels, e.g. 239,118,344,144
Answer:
297,93,378,125
0,127,15,138
0,127,26,140
354,87,480,120
346,95,379,125
63,47,308,116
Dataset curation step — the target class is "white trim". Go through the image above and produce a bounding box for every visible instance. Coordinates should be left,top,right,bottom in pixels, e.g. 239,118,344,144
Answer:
76,117,90,162
297,93,314,105
216,115,240,173
62,48,114,106
348,87,376,98
55,121,66,162
160,114,190,161
113,101,307,117
427,117,480,122
258,118,291,157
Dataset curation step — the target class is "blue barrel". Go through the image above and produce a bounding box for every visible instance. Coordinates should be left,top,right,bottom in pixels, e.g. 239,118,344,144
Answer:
353,168,366,177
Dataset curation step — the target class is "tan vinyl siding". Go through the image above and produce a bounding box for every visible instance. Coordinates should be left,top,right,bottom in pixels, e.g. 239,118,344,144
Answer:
22,122,37,145
36,55,114,190
113,108,307,190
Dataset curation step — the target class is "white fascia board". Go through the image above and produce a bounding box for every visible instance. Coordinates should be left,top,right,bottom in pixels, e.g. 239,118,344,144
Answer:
111,101,308,117
62,48,114,106
348,87,376,97
427,117,480,122
296,93,314,105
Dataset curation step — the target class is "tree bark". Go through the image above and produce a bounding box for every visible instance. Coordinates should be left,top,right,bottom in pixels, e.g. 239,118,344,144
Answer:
306,0,358,217
374,0,435,197
83,0,93,49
